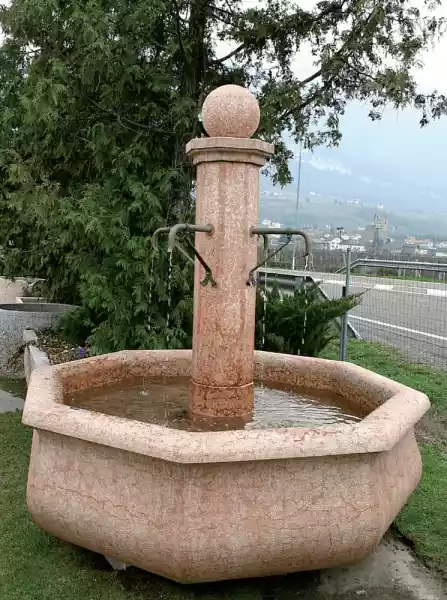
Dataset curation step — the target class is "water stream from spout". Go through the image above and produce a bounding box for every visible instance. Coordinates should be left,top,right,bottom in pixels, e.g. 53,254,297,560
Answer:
261,269,268,349
166,253,173,344
148,256,154,307
146,255,155,336
258,255,269,396
302,282,308,350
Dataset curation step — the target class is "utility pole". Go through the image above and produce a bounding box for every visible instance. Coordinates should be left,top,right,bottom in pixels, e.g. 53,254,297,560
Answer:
336,226,351,361
292,142,302,270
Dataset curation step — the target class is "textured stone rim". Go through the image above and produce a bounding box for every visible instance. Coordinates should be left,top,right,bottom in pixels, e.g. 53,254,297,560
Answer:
22,350,429,464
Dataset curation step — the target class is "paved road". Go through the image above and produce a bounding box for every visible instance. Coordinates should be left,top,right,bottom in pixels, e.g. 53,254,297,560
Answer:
261,268,447,367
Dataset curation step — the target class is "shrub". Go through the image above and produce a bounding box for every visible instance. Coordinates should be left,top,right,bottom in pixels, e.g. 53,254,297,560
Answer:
60,279,361,358
255,282,361,357
58,306,103,348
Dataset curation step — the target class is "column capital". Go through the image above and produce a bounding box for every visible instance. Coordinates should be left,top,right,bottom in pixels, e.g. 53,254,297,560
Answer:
186,137,274,166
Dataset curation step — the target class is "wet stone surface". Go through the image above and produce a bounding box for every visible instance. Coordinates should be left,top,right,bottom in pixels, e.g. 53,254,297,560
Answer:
98,537,445,600
314,536,446,600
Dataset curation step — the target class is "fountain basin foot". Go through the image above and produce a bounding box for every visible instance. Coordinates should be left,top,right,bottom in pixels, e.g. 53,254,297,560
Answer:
23,350,429,583
189,379,253,417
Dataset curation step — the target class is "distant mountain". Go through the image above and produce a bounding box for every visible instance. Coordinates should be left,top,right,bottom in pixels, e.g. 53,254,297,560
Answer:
262,101,447,216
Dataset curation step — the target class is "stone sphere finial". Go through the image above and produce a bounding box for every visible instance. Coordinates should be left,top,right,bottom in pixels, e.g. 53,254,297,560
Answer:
201,85,260,139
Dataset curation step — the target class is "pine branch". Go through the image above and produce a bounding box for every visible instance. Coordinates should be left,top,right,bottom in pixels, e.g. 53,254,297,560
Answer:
212,4,236,19
312,0,349,24
300,68,322,87
211,1,350,68
280,9,376,121
293,76,336,116
88,98,162,133
210,42,246,65
346,62,380,83
279,69,326,121
171,0,187,65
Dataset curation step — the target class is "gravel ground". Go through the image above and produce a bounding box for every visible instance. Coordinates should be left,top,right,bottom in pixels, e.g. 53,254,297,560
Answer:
37,328,88,365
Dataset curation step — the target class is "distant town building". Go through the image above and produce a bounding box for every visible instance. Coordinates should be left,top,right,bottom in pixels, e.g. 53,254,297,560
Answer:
311,238,331,251
382,240,402,254
329,238,341,251
405,238,433,249
339,243,366,252
373,214,388,250
401,244,421,257
310,236,366,253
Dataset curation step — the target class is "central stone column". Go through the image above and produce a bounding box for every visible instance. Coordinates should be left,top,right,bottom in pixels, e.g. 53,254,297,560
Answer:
186,85,273,418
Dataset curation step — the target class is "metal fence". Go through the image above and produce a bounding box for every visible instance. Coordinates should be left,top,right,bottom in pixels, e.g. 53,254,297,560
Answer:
261,260,447,369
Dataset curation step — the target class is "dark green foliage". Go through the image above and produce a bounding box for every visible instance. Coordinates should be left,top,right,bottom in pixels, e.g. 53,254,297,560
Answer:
60,279,360,359
58,307,102,348
255,283,361,356
0,0,445,352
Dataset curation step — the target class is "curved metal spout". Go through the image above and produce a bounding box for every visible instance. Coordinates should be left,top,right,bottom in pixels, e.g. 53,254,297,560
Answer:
150,222,216,286
248,227,312,285
250,227,312,257
151,227,171,249
167,223,214,253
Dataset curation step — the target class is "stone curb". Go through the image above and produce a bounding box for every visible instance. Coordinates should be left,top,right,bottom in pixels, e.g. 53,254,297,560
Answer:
23,329,50,385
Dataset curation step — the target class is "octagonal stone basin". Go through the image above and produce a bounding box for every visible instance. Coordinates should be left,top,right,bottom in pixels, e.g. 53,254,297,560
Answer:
22,350,429,583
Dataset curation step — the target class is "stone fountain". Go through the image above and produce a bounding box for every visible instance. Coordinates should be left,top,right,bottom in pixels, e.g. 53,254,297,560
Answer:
23,85,429,584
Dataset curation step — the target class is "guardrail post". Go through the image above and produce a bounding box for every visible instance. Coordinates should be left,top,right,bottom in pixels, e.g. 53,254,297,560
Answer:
339,247,351,361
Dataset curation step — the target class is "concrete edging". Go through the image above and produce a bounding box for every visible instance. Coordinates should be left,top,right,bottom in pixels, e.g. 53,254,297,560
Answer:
23,329,51,384
0,302,76,372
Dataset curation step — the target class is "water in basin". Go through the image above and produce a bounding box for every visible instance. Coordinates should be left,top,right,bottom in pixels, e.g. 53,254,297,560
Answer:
65,377,363,431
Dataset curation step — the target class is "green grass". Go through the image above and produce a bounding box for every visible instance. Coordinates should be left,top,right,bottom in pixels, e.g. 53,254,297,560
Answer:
395,444,447,574
0,413,135,600
0,377,26,397
322,340,447,575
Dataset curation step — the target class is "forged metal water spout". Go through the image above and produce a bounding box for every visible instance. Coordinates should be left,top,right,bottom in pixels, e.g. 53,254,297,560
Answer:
151,227,171,249
167,224,214,253
247,227,312,285
250,227,312,254
150,223,217,287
